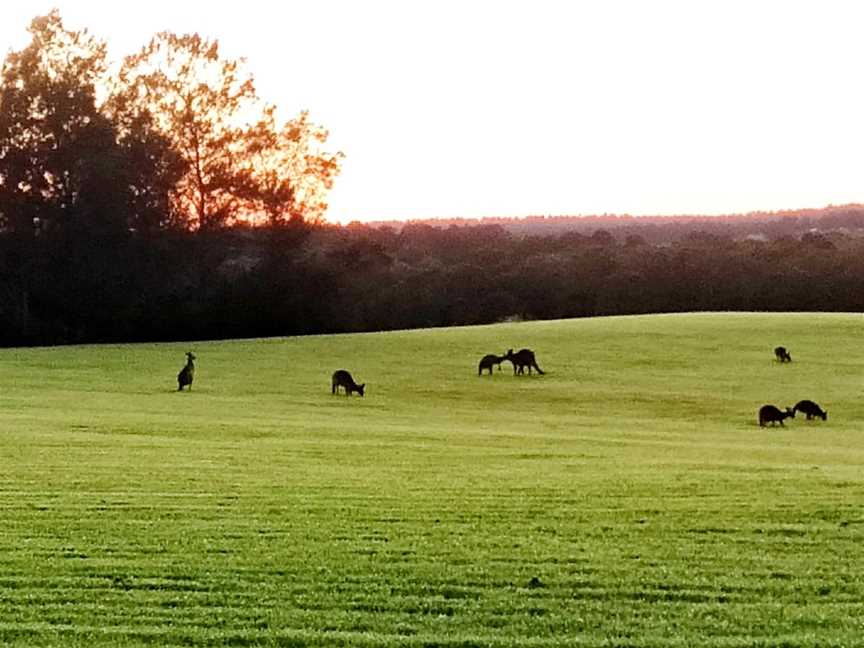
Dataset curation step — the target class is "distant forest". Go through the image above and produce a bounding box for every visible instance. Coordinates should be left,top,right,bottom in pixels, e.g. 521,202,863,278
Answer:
2,205,864,346
2,12,863,346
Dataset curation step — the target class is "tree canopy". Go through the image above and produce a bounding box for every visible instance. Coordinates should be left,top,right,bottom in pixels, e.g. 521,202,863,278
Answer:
0,11,121,236
0,11,343,236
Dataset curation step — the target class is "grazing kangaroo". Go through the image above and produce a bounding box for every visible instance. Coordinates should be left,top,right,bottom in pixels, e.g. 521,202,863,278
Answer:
177,352,196,391
505,348,545,375
758,404,795,427
793,400,827,421
774,346,792,362
331,369,365,397
478,353,506,376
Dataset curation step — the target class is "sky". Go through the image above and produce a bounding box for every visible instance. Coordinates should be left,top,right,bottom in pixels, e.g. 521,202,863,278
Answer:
1,1,863,224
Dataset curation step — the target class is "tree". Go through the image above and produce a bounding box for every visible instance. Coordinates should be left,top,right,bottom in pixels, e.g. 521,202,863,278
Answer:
241,107,343,227
0,10,127,237
0,11,188,342
112,32,342,230
112,32,255,230
103,85,187,234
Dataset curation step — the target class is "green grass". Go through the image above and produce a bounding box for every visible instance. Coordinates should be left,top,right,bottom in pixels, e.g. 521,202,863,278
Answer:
0,312,862,647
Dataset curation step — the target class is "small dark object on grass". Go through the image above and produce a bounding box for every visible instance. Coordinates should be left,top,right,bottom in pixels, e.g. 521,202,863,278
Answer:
793,400,827,421
177,352,195,391
774,346,792,362
505,348,545,375
478,353,506,376
331,369,365,397
758,404,794,427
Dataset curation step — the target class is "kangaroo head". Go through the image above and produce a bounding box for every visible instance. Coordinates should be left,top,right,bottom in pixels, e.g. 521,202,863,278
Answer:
357,383,366,397
785,407,795,418
186,352,196,361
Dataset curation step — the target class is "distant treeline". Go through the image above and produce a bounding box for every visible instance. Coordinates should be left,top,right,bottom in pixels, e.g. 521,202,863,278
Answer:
367,203,864,241
1,209,863,346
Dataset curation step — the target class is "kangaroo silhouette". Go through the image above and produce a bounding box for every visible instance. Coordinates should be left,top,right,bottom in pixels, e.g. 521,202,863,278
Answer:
177,352,196,391
774,346,792,362
758,404,794,427
331,369,365,396
793,399,827,421
505,348,545,375
478,353,506,376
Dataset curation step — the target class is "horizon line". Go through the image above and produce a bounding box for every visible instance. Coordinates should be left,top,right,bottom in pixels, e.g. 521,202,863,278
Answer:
335,201,864,227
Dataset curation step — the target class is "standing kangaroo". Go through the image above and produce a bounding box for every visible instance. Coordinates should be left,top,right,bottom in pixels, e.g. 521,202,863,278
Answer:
331,369,365,396
177,352,196,391
505,348,545,375
774,346,792,362
478,353,506,376
758,404,794,427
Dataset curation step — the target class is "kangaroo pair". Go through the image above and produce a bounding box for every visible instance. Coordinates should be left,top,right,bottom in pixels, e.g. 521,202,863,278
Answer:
758,399,827,426
478,348,544,376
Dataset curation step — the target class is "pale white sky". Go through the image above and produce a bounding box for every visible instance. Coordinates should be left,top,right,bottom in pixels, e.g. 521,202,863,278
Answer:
2,1,863,223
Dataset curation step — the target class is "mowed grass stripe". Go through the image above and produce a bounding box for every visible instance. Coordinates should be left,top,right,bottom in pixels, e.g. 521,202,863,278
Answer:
0,312,862,646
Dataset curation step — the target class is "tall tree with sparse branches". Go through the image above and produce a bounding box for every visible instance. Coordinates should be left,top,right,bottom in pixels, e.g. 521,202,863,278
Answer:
112,32,255,230
241,107,344,227
111,32,342,230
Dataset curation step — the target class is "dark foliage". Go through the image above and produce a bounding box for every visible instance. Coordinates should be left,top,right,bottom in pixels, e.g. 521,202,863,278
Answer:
1,212,863,346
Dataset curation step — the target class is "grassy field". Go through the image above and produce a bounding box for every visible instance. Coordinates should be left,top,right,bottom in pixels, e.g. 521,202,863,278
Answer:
0,312,862,647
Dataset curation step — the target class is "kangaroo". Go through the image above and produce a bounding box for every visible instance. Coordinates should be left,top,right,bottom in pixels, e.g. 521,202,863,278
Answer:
331,369,365,397
478,353,506,376
793,399,827,421
177,352,196,391
774,346,792,362
505,348,545,375
758,404,795,427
